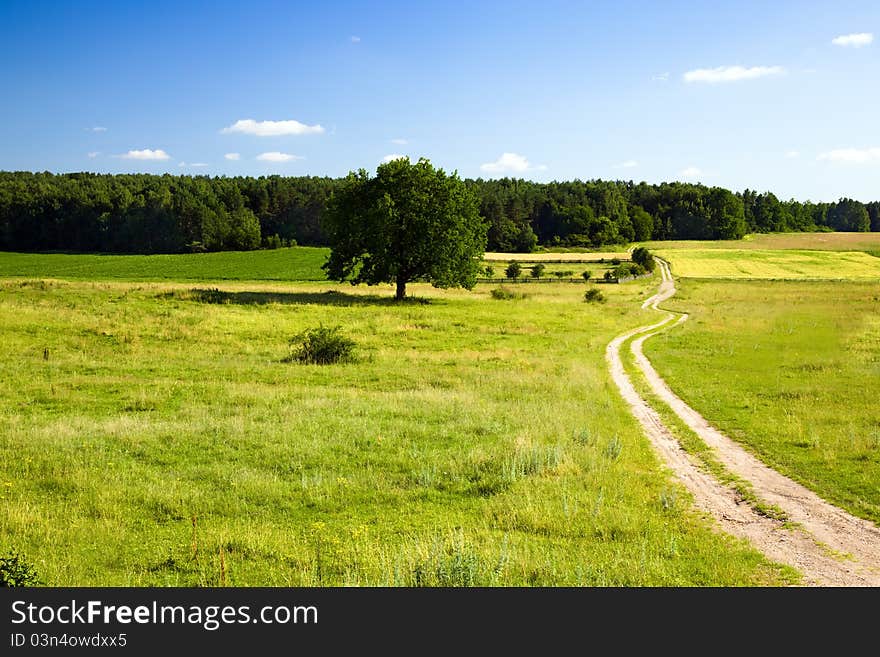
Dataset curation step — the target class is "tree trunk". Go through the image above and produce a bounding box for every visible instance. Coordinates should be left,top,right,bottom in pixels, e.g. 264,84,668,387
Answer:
395,278,406,300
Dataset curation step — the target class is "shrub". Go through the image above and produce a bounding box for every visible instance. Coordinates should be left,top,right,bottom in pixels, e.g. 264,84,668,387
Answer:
285,325,356,364
603,270,616,281
484,266,494,278
0,550,41,587
610,257,621,265
584,288,605,303
631,246,656,272
553,270,574,278
582,270,592,281
530,263,545,278
491,286,526,300
505,261,521,279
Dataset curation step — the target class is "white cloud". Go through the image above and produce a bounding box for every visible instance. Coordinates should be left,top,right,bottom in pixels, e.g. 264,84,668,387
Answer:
381,154,407,163
679,166,703,178
256,151,304,162
224,152,240,161
391,138,408,145
87,151,99,158
351,36,361,43
683,65,785,83
118,149,170,160
613,160,638,169
480,152,547,174
221,119,324,137
817,147,880,164
89,126,107,132
785,150,800,158
831,32,873,47
652,72,669,82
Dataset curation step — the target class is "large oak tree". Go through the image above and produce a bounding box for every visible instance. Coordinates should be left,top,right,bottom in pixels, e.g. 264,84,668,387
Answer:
322,157,488,300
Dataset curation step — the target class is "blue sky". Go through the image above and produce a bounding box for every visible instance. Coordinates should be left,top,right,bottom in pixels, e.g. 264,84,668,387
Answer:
1,0,878,201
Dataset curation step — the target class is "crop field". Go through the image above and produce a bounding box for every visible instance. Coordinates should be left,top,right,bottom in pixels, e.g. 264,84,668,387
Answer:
643,232,880,252
645,279,880,524
0,247,330,282
655,248,880,280
0,272,795,586
484,251,630,262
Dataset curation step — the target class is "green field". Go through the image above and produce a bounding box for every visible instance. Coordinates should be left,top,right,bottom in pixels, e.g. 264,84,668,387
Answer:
656,248,880,280
646,279,880,524
0,274,793,586
0,247,330,281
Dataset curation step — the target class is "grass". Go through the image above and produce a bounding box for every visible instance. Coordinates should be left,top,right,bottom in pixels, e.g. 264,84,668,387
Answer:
655,248,880,280
645,279,880,525
0,247,330,281
0,275,791,586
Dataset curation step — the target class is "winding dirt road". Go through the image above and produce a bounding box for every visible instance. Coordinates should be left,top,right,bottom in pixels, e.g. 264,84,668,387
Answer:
606,258,880,585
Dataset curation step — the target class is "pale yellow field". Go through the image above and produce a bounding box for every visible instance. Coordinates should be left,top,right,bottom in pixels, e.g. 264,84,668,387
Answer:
644,232,880,252
484,251,630,261
656,249,880,280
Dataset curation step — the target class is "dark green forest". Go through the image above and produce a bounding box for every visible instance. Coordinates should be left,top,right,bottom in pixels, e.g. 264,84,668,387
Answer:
0,171,877,254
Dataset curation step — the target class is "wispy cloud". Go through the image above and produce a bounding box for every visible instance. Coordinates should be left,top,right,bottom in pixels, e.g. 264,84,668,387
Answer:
221,119,324,137
224,152,240,161
381,154,407,163
351,36,361,43
480,152,547,174
613,160,638,169
785,150,800,158
831,32,873,47
89,126,107,133
817,147,880,164
178,162,208,168
118,149,170,160
87,151,100,158
652,72,669,82
679,166,703,179
683,65,785,83
390,138,408,145
256,151,304,162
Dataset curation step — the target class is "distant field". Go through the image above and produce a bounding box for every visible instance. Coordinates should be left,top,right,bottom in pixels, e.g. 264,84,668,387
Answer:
644,232,880,252
484,251,630,262
646,279,880,524
656,248,880,280
0,247,330,281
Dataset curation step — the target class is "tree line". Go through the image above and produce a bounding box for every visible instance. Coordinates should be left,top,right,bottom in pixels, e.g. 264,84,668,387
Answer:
0,170,877,254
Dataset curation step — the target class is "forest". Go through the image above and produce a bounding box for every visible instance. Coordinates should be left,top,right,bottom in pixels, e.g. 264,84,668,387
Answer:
0,170,877,254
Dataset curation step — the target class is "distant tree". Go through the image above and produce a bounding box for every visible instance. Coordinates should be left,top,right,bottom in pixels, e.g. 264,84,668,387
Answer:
484,265,494,278
582,270,592,281
505,261,522,279
530,263,545,278
827,198,870,232
322,157,488,300
630,246,656,272
629,205,654,242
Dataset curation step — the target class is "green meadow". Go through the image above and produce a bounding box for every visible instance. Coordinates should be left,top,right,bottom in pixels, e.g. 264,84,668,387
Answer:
645,278,880,524
0,270,792,586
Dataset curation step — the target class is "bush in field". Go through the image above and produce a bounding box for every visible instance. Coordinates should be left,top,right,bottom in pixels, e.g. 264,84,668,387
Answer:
530,263,545,279
0,550,41,587
285,325,356,364
584,288,605,303
553,270,574,278
631,246,656,272
491,286,527,300
603,270,616,282
484,266,494,278
505,261,521,279
610,257,621,265
582,270,592,281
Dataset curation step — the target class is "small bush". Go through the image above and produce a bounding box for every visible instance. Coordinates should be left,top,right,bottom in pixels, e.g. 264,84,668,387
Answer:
582,270,592,281
491,286,526,300
530,263,545,279
584,288,605,303
285,325,356,364
0,550,41,587
610,257,621,265
505,261,521,279
553,270,574,278
484,265,495,278
603,270,616,282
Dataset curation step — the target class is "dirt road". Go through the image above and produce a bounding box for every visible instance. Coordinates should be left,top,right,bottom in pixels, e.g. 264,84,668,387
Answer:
606,259,880,585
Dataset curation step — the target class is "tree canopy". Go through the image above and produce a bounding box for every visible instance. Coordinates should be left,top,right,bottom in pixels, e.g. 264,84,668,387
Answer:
321,158,488,299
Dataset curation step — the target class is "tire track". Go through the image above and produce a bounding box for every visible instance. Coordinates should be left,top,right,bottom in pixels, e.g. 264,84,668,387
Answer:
607,258,880,585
